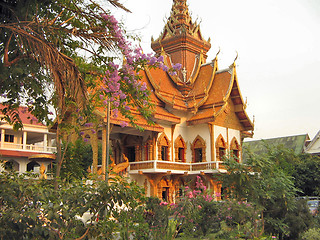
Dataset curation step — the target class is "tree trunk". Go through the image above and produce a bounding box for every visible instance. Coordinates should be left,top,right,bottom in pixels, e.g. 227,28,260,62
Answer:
54,119,62,190
91,131,99,174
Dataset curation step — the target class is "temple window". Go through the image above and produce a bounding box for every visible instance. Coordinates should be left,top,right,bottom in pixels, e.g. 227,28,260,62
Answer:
219,147,226,160
157,133,170,161
230,137,241,162
194,148,203,162
191,135,206,163
178,148,184,161
174,135,186,162
161,146,168,160
216,134,227,161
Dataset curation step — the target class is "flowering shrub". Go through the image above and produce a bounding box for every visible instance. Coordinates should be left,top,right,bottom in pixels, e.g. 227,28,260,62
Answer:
172,176,221,238
144,197,172,240
215,199,262,239
85,13,182,131
143,176,264,239
0,171,147,240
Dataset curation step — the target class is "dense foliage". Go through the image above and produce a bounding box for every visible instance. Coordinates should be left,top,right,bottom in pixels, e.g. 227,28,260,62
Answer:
59,138,100,181
0,171,147,240
222,146,320,239
0,0,181,183
1,147,320,239
293,153,320,197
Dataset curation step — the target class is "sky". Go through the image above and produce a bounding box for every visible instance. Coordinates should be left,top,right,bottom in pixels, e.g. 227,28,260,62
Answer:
111,0,320,140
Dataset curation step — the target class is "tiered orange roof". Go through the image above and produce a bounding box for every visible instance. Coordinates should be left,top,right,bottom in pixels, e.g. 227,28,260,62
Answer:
138,0,253,134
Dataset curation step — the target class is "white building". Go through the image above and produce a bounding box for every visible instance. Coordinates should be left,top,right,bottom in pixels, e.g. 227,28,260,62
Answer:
0,105,56,174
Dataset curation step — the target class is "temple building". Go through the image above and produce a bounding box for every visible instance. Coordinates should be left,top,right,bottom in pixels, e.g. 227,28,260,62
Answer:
85,0,254,202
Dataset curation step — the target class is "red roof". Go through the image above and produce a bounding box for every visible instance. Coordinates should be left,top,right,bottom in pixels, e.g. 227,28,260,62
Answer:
0,104,44,126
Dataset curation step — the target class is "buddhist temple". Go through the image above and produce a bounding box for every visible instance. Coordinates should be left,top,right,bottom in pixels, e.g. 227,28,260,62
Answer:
84,0,254,202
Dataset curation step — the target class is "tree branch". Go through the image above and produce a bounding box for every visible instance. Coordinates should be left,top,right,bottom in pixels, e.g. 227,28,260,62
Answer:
3,33,24,67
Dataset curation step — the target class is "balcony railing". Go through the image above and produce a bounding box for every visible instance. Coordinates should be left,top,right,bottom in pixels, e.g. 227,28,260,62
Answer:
129,160,227,174
0,142,56,153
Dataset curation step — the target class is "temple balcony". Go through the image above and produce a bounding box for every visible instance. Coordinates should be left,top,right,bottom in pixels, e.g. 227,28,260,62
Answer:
128,160,227,175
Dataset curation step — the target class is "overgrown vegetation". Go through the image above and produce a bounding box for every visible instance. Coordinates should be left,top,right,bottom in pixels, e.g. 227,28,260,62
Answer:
1,145,320,239
0,171,147,240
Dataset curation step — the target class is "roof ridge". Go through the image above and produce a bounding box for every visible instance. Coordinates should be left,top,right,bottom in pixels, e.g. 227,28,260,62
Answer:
216,67,232,74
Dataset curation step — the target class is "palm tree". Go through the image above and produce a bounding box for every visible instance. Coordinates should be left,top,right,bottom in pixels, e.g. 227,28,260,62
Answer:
0,0,131,182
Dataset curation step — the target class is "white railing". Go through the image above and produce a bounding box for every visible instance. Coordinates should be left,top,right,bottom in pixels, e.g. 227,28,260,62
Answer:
0,142,56,153
129,160,226,174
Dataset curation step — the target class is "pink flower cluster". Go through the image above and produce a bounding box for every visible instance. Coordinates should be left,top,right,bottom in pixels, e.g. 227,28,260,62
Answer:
77,13,182,138
99,13,182,125
184,175,215,202
159,201,168,206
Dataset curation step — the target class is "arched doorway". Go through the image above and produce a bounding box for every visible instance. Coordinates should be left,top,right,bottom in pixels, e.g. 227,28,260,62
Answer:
157,177,174,202
4,159,19,171
27,161,40,172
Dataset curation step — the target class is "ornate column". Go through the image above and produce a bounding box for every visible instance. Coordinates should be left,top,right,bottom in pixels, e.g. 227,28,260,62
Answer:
135,145,140,162
148,143,153,161
171,125,176,161
209,123,214,162
175,147,179,162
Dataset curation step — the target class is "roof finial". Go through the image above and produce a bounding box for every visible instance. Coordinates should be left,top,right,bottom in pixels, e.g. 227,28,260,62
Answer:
229,51,238,68
233,51,238,63
215,47,221,59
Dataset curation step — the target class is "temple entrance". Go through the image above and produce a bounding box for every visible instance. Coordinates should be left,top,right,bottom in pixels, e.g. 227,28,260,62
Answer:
123,135,142,163
157,177,175,203
162,187,169,202
126,146,135,162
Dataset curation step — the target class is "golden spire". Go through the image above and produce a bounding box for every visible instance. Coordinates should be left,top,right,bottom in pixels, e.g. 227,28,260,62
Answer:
168,0,193,33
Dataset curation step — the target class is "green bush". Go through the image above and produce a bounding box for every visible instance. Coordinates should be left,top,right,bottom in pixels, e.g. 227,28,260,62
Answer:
301,228,320,240
0,171,146,239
